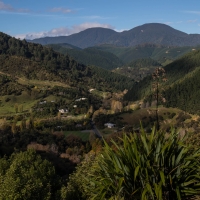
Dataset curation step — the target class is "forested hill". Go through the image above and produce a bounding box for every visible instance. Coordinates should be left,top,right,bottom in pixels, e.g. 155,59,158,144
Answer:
47,44,124,70
0,32,134,92
127,58,161,68
29,27,118,48
124,49,200,114
29,23,200,48
93,44,196,65
112,58,162,81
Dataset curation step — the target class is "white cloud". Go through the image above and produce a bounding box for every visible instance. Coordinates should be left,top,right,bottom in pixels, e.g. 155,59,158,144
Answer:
0,1,13,11
163,22,173,25
114,28,127,32
49,7,72,14
15,22,115,40
184,10,200,15
82,15,112,20
186,19,197,23
0,0,30,13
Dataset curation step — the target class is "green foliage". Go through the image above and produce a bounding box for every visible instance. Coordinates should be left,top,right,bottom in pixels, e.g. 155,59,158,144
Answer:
70,127,200,199
90,65,134,91
164,67,200,115
114,57,162,82
61,154,96,200
128,57,161,68
93,44,197,65
47,44,124,70
124,49,200,115
0,149,57,200
0,32,133,95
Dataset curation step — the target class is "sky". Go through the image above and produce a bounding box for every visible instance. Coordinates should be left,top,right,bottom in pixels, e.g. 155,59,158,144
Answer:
1,0,200,40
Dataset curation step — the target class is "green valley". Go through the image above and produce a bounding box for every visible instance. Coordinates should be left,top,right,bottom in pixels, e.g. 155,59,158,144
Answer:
1,22,200,200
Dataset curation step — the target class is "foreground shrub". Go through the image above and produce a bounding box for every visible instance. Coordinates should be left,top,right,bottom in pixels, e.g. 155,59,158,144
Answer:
65,127,200,200
0,149,57,200
89,128,200,199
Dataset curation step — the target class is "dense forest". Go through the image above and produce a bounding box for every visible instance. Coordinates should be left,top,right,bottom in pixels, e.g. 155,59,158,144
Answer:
46,44,124,70
124,49,200,115
0,32,134,93
94,43,197,65
113,57,162,80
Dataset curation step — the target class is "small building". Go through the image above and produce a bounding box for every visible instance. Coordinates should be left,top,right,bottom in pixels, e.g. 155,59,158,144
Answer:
76,124,82,128
89,88,95,92
104,123,116,128
75,97,87,101
39,100,47,105
58,108,68,113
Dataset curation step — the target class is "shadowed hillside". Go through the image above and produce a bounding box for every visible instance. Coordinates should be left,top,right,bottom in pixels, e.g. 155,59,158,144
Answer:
124,49,200,115
46,44,124,70
0,32,134,93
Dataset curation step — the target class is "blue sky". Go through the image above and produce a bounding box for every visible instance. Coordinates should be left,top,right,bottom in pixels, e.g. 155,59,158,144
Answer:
1,0,200,39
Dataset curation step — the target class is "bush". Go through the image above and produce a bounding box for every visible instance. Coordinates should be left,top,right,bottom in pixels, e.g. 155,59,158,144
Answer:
170,112,176,119
0,149,58,200
70,127,200,200
4,97,10,102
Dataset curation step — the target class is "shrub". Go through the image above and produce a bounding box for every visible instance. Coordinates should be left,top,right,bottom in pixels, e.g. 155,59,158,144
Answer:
82,127,200,199
4,97,10,102
170,112,176,119
0,149,58,200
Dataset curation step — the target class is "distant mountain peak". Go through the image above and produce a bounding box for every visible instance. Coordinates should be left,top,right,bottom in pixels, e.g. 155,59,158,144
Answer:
29,23,200,48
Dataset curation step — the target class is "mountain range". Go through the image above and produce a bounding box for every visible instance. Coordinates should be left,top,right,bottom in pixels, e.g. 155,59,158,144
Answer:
1,27,200,116
29,23,200,48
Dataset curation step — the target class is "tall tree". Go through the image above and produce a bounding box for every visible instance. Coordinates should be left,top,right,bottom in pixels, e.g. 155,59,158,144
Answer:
152,67,167,130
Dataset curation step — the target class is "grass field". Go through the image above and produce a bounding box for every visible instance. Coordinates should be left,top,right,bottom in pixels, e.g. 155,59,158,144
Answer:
64,130,91,141
90,89,110,99
119,106,184,129
0,91,38,115
17,77,70,88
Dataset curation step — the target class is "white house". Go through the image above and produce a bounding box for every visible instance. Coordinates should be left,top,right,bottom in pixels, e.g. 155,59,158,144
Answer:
58,108,68,113
39,100,47,105
89,88,95,92
75,97,87,101
104,123,116,128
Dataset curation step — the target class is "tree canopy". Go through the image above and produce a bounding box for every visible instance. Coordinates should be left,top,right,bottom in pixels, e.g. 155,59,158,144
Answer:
0,149,57,200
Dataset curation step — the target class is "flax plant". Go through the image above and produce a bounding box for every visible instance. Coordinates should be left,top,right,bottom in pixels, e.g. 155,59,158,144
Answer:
87,127,200,200
152,67,167,130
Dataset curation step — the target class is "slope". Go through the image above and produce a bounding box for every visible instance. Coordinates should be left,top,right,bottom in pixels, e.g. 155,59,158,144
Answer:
124,49,200,115
0,32,134,92
94,44,196,64
113,58,162,81
47,44,124,70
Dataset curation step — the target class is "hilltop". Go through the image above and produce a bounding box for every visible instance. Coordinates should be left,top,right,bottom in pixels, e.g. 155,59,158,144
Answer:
29,23,200,48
